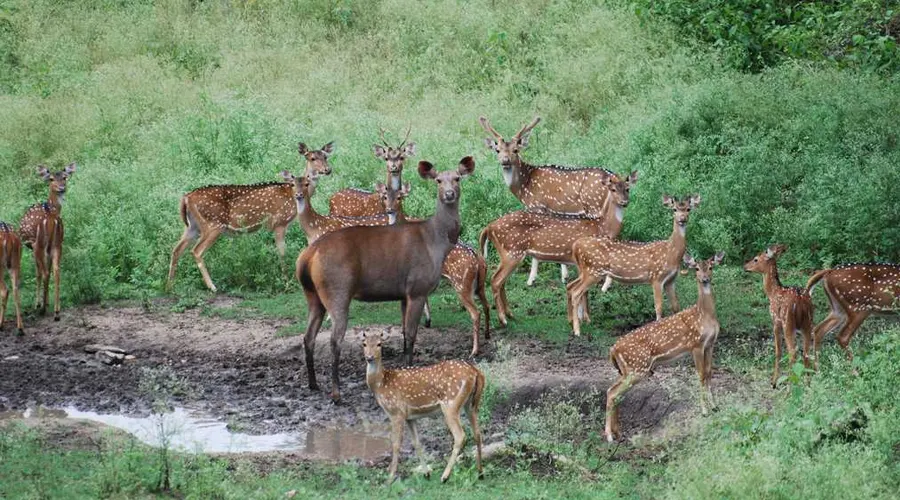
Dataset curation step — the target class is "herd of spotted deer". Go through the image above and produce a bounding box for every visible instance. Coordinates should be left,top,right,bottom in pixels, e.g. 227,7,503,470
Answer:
1,117,898,483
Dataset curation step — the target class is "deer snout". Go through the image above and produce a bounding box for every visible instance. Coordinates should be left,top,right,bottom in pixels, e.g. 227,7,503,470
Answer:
365,355,375,363
442,190,458,203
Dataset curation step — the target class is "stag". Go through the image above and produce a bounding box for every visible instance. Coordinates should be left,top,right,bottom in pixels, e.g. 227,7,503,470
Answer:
0,222,23,334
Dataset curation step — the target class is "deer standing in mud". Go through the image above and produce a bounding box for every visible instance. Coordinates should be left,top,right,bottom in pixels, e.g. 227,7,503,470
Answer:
806,263,900,363
480,172,636,327
329,128,415,217
19,163,76,321
295,157,475,401
605,252,724,442
167,142,333,292
743,245,814,387
480,116,613,285
0,222,23,334
566,194,700,337
362,331,484,484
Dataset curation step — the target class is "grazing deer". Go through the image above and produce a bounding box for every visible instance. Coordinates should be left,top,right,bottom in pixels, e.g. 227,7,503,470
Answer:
480,116,613,284
0,222,23,334
19,163,76,320
605,252,724,442
296,156,476,401
743,245,814,387
806,263,900,363
167,142,333,292
329,129,416,217
362,331,484,484
566,194,700,337
480,171,637,327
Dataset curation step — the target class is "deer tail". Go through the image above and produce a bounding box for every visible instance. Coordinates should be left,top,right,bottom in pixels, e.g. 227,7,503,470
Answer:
471,366,486,413
806,269,829,295
609,345,623,376
479,226,490,259
295,247,315,290
179,196,189,227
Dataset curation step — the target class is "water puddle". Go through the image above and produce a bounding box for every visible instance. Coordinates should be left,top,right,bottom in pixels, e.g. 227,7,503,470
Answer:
0,406,391,460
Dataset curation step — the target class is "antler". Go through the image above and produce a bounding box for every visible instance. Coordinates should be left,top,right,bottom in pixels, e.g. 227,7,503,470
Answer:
513,116,541,140
378,127,391,147
398,125,412,148
478,116,503,139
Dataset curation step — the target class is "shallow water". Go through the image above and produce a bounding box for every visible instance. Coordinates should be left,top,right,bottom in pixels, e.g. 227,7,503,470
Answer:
1,406,391,460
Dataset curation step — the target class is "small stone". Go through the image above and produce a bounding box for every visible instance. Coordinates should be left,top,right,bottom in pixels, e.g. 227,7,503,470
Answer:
3,356,19,361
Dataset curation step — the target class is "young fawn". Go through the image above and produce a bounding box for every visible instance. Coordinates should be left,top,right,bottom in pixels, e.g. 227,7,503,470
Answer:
605,252,723,442
743,245,814,387
0,222,23,334
566,194,700,337
362,331,484,484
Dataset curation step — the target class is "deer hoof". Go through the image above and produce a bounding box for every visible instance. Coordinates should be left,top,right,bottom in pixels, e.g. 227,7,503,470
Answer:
54,314,60,322
424,318,431,328
440,474,450,483
17,328,24,337
330,391,342,404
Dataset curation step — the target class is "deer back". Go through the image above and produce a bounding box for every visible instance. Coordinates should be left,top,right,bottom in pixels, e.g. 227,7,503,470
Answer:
328,188,383,217
573,237,674,282
0,222,22,268
485,210,614,263
183,182,296,232
442,243,483,290
377,360,481,411
821,264,900,312
516,165,613,217
300,209,394,245
612,306,704,373
18,202,62,250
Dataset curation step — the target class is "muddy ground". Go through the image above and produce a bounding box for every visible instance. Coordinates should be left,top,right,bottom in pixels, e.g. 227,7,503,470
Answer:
0,297,736,456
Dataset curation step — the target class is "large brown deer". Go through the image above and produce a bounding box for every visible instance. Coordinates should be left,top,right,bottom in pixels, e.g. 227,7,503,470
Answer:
806,263,900,363
296,156,476,401
566,194,700,337
167,142,333,292
479,171,637,327
605,252,723,442
362,330,484,484
743,245,814,387
480,116,613,284
329,129,416,217
19,163,76,321
0,222,23,334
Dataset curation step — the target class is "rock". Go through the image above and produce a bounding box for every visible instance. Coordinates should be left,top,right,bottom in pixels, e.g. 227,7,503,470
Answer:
84,344,128,355
3,356,20,361
95,350,126,365
481,441,507,460
285,491,297,498
124,355,136,361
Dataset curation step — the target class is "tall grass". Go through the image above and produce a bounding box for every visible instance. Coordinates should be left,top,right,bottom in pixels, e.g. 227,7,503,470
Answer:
0,0,897,305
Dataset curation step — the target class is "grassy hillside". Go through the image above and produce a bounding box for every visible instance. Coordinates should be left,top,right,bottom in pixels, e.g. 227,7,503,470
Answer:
0,0,898,304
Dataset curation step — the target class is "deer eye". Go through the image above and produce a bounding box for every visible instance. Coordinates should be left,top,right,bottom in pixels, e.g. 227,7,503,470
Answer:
376,343,382,347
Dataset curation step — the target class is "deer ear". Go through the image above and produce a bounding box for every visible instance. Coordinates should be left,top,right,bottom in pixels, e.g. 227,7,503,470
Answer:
765,246,777,259
374,182,387,195
689,194,702,208
484,138,499,152
36,165,52,181
63,162,77,176
418,161,436,180
400,182,411,197
662,195,676,208
628,170,639,184
458,156,475,177
321,141,335,157
279,170,295,182
517,134,530,148
373,144,387,159
712,251,725,266
683,254,698,269
297,142,309,155
403,142,416,157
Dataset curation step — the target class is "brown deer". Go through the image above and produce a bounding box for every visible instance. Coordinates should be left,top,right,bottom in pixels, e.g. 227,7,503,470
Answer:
329,129,416,217
480,116,614,284
806,263,900,363
566,194,700,337
362,330,484,484
19,163,76,321
743,245,814,387
167,142,333,292
0,222,23,334
480,171,637,327
605,252,724,442
295,156,476,401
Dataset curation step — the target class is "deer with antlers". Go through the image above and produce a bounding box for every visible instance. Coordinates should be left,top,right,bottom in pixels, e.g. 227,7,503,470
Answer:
479,172,637,327
743,245,814,387
296,156,475,401
362,330,484,484
329,128,416,217
167,142,333,292
0,222,23,334
806,263,900,364
18,163,76,321
566,194,700,337
480,116,613,285
605,252,724,442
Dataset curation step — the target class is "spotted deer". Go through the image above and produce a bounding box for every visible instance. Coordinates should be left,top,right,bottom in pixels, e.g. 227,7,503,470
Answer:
480,116,613,284
362,330,484,484
296,157,475,401
19,163,76,320
329,129,416,217
167,142,333,292
743,245,814,387
480,171,636,327
566,194,700,337
605,252,723,442
0,222,23,334
806,263,900,363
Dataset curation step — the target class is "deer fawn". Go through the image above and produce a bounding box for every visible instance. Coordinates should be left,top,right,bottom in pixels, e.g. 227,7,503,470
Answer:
362,331,484,484
167,142,333,292
0,222,23,334
329,128,416,217
480,172,636,327
480,116,613,285
743,245,814,387
19,163,76,320
566,194,700,337
606,252,724,442
806,263,900,363
296,156,475,401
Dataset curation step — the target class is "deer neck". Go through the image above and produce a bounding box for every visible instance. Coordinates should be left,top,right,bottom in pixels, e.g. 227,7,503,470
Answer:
506,160,532,193
696,279,718,324
761,265,784,298
666,218,687,265
47,189,63,211
426,197,461,252
387,171,402,191
597,196,624,238
295,194,325,237
366,358,385,391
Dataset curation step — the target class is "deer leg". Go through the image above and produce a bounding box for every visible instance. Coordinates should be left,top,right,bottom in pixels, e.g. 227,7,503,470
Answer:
10,265,23,334
771,323,782,388
692,348,709,415
651,280,664,321
664,280,680,314
0,268,7,332
799,319,812,371
526,258,539,286
704,342,717,410
167,224,199,292
836,311,869,363
328,303,351,402
32,249,45,313
476,270,490,341
812,311,844,370
605,373,636,442
191,228,223,292
403,296,427,365
600,275,613,292
440,404,467,483
50,244,61,321
783,316,798,371
386,416,405,484
569,274,600,338
274,225,288,275
422,300,431,328
302,289,326,391
560,264,568,284
40,249,51,317
407,421,432,478
490,254,520,326
464,398,484,479
458,285,481,357
400,298,408,353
